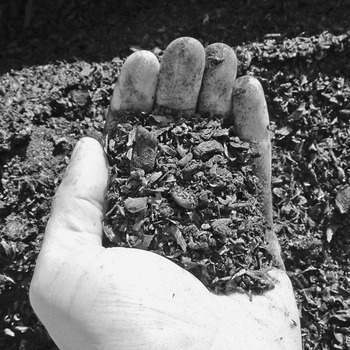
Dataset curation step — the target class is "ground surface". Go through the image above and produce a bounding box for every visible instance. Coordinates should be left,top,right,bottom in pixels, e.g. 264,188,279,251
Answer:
0,0,350,349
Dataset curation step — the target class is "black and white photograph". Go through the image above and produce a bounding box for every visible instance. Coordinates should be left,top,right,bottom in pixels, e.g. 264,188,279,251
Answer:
0,1,349,349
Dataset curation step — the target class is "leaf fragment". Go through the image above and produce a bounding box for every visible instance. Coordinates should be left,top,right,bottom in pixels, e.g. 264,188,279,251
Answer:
335,185,350,214
124,197,148,213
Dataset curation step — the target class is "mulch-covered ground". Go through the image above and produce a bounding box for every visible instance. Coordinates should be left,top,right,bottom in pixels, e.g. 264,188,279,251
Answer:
1,0,350,349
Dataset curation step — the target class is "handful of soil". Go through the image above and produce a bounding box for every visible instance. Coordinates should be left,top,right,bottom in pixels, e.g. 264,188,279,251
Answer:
103,111,277,295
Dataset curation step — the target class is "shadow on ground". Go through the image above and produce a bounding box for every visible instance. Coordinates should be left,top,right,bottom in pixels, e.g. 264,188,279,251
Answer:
0,0,349,74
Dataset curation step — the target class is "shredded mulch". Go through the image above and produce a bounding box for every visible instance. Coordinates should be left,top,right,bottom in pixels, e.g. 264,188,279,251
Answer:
1,1,350,349
103,111,276,295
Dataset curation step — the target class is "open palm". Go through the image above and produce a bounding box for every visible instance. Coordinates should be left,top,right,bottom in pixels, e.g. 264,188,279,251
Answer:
30,37,302,350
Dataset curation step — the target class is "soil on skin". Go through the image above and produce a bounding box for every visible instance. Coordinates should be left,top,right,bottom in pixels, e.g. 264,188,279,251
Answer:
1,1,350,349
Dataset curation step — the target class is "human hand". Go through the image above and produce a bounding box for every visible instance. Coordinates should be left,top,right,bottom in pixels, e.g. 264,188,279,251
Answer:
30,37,302,350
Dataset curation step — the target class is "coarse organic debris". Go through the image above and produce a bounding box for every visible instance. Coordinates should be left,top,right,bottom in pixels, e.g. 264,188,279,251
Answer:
1,1,350,347
103,112,277,295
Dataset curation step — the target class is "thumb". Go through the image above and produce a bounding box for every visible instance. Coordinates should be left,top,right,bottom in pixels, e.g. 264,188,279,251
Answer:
45,137,109,246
